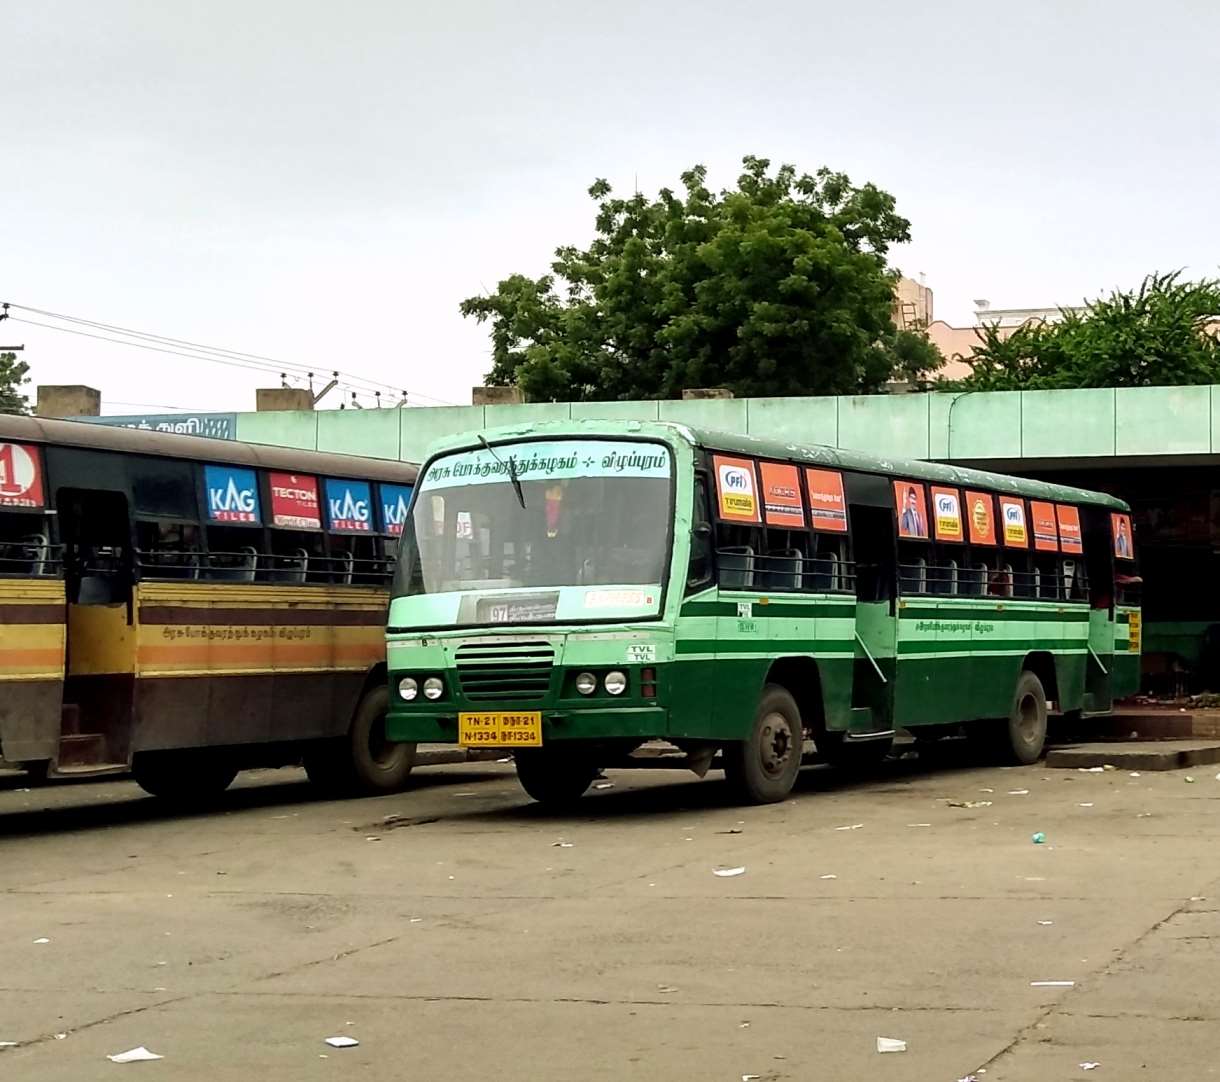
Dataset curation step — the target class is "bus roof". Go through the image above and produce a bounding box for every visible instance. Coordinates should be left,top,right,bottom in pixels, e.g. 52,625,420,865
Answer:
0,415,418,485
448,419,1130,512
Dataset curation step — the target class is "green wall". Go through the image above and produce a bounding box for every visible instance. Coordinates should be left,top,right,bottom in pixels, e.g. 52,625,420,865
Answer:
233,385,1220,465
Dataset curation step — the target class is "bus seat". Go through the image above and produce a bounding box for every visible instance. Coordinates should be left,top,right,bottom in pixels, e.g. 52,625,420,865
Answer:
719,546,755,589
337,550,354,585
22,533,48,577
990,564,1014,597
767,548,803,590
808,550,839,591
276,548,309,584
900,557,927,595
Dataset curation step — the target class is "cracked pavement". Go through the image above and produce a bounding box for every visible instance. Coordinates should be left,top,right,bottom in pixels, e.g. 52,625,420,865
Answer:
1,752,1217,1080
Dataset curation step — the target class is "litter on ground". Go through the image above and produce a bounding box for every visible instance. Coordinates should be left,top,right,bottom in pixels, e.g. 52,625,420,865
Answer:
1037,920,1054,926
947,800,992,809
107,1047,163,1063
820,874,837,880
552,841,574,848
324,1037,360,1048
834,823,864,830
876,1037,906,1053
1008,789,1029,795
1031,832,1047,844
1030,980,1075,987
1079,802,1095,807
714,867,746,877
593,782,614,790
32,938,49,944
1079,1063,1100,1071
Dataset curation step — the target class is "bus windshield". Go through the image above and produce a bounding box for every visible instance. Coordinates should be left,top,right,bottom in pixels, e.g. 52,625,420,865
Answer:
391,439,673,625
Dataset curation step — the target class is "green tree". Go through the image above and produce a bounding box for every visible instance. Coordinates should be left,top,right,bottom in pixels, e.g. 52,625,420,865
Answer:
951,273,1220,390
461,156,938,401
0,353,30,415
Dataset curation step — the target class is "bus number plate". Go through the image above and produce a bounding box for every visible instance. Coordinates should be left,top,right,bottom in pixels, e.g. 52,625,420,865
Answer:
458,712,543,747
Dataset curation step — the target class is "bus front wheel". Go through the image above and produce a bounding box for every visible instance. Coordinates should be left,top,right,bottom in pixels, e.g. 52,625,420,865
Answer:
304,686,416,795
514,747,596,808
723,684,804,804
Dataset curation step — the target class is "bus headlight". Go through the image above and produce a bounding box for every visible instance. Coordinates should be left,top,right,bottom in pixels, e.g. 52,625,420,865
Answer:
423,677,444,701
398,677,419,701
604,671,628,696
575,672,597,696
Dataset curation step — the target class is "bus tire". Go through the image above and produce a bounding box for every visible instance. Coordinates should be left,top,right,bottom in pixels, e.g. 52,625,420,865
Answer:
132,751,238,803
1003,670,1048,765
304,686,416,796
723,684,804,804
514,747,596,807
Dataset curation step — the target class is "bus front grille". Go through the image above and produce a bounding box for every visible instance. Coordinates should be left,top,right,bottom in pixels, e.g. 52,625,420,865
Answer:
454,642,555,702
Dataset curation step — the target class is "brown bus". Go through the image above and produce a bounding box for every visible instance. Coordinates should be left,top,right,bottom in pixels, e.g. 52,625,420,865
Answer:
0,415,417,799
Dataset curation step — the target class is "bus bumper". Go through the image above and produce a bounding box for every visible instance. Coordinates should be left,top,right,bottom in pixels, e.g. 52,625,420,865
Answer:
385,706,669,745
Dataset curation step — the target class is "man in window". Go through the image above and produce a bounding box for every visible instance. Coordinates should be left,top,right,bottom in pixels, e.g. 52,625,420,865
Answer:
900,487,925,537
1115,517,1132,559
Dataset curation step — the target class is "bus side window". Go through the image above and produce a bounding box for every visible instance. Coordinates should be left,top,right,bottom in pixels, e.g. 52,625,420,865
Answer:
898,541,929,595
716,523,759,590
687,474,713,592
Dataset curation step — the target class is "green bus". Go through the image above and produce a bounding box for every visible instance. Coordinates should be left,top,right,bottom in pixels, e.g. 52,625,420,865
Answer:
385,421,1141,805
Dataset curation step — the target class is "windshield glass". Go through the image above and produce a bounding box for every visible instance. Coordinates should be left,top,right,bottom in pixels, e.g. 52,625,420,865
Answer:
391,439,673,626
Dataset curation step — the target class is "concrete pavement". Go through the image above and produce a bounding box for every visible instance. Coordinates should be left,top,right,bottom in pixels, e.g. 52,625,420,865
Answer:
1,752,1218,1080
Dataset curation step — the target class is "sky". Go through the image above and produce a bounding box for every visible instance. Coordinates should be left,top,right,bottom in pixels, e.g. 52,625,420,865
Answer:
4,0,1219,415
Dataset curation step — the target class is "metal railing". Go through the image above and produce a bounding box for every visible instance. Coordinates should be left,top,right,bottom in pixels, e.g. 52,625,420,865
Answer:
135,549,394,586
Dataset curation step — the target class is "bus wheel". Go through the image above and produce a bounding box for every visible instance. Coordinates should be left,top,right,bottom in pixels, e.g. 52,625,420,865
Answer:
723,684,803,804
1003,670,1048,765
305,686,416,795
514,748,596,808
132,751,238,802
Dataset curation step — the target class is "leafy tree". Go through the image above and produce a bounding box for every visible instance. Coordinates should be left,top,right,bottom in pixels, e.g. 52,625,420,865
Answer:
0,353,30,415
462,156,938,401
951,273,1220,390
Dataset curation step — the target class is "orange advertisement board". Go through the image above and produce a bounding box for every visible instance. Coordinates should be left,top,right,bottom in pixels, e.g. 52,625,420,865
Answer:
1056,505,1083,554
930,486,963,542
804,468,848,533
1111,512,1135,560
758,462,805,528
1030,500,1059,552
965,490,997,546
893,481,929,539
712,455,760,523
999,496,1028,548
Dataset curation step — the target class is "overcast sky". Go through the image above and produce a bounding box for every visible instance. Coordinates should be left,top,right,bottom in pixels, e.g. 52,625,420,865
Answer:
5,0,1218,415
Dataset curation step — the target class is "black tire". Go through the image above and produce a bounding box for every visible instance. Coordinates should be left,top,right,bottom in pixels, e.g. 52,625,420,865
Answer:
514,747,596,808
132,751,239,803
723,684,804,804
1003,669,1048,765
304,686,416,796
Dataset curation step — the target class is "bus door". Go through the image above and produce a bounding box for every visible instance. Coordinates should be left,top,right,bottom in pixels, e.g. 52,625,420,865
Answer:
57,488,136,769
1082,507,1118,713
847,494,897,733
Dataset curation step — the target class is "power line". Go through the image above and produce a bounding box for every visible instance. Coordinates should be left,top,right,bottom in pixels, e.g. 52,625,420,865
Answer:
3,302,459,406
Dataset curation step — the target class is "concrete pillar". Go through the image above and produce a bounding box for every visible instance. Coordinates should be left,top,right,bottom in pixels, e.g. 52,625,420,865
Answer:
681,388,734,400
255,387,314,412
472,386,523,406
35,385,101,417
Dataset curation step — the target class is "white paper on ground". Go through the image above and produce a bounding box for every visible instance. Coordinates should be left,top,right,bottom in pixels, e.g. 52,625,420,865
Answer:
32,938,49,944
107,1047,164,1063
1079,1063,1100,1071
713,867,746,877
834,823,864,830
1030,981,1075,987
876,1037,907,1053
0,1041,17,1047
324,1037,360,1048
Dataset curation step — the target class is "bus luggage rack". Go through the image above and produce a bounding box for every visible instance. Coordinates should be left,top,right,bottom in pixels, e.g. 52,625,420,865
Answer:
454,641,555,702
136,549,394,586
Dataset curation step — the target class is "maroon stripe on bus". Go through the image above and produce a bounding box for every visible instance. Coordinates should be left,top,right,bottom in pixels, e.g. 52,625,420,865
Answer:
0,603,66,625
139,606,385,628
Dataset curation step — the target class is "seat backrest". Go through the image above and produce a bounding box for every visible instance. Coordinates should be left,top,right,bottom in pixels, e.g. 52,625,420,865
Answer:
808,550,839,591
22,533,48,577
767,548,802,590
719,546,754,589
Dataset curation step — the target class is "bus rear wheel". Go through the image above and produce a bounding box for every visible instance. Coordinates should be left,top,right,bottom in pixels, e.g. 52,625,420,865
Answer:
514,747,597,808
1002,670,1048,765
132,750,238,803
304,685,416,796
723,684,804,804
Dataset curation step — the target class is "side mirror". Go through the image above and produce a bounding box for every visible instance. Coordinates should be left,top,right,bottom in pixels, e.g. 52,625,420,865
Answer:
692,522,712,538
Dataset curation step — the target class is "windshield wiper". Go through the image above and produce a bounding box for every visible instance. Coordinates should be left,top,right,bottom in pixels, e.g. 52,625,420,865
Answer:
478,434,526,509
